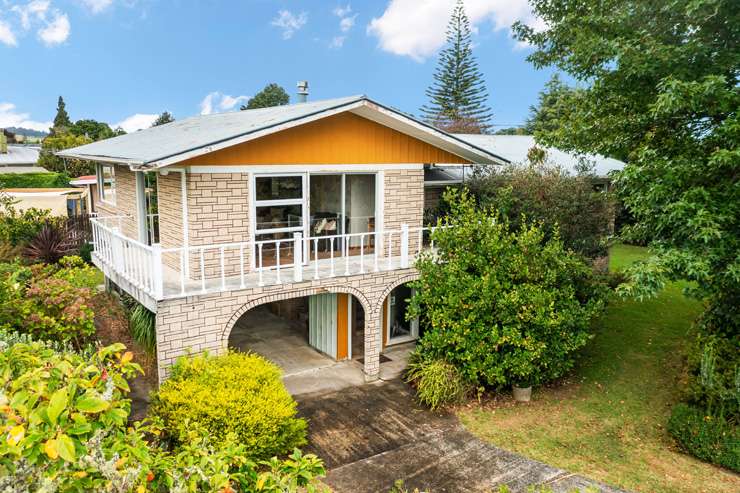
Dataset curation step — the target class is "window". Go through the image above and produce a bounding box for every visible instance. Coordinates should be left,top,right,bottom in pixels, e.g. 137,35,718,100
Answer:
253,174,306,266
143,172,159,245
97,164,116,204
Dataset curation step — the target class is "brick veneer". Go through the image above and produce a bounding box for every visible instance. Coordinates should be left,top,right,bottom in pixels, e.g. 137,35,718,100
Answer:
95,165,140,239
383,169,424,254
155,268,419,382
157,172,184,272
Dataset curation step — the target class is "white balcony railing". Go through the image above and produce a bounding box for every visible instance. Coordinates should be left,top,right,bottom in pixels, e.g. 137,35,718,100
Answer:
90,216,437,302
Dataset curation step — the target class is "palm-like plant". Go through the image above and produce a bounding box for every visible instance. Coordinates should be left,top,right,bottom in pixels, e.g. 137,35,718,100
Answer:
24,222,70,264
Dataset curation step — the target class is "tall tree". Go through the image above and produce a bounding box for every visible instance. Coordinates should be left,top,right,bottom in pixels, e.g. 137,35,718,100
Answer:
69,119,115,140
241,83,290,110
523,74,579,135
420,0,492,133
51,96,71,134
152,111,175,126
514,0,739,407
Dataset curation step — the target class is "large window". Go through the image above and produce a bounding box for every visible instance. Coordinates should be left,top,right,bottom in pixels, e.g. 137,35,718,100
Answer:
97,164,116,205
143,172,159,245
253,174,306,266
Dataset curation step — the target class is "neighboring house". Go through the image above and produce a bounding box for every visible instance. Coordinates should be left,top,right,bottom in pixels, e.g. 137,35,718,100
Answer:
454,134,626,188
2,187,89,216
58,95,506,383
0,143,46,174
69,175,98,213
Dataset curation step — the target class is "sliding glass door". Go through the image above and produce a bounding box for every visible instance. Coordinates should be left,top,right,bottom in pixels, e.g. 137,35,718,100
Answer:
308,173,376,256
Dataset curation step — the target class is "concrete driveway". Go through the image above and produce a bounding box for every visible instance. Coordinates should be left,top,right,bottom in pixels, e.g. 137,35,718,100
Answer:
297,379,626,493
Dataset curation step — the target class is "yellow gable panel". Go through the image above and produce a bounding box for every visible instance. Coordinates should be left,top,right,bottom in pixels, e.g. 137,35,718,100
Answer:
179,112,470,166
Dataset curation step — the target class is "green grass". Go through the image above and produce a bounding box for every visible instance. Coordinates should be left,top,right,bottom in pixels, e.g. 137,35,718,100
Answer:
459,244,739,493
0,172,70,189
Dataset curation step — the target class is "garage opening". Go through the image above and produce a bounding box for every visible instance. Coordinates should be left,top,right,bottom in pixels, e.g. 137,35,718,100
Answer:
228,293,365,376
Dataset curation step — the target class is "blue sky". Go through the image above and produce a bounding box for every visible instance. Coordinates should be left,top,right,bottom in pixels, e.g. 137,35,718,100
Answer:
0,1,555,133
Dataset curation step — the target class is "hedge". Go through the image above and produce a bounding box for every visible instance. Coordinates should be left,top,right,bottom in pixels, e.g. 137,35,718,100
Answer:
0,172,71,189
668,403,739,472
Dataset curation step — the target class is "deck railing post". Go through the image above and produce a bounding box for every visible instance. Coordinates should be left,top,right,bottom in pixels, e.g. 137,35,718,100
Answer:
151,245,163,299
400,223,409,268
293,232,303,282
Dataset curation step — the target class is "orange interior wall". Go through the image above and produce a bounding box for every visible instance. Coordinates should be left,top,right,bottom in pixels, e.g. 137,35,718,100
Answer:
336,294,349,360
180,112,470,166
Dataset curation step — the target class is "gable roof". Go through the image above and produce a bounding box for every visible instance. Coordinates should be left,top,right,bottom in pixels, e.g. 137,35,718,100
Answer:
453,134,625,178
58,96,508,168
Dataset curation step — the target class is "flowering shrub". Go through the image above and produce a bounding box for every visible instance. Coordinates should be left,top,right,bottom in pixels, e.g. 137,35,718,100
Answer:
0,336,327,493
0,256,98,347
149,351,308,460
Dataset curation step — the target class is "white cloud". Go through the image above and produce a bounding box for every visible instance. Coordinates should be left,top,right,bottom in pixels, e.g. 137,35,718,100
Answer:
8,1,70,46
113,113,157,132
0,20,17,46
0,102,52,132
339,14,357,32
329,35,346,49
37,11,70,45
80,0,114,14
199,92,250,115
333,4,352,18
271,9,307,40
367,0,539,61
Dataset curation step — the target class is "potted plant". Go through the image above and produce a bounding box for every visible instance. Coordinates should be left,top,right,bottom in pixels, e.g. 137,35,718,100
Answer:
512,370,534,402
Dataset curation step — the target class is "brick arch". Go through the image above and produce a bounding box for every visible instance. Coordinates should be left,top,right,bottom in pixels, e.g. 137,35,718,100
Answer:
373,273,421,315
220,285,373,347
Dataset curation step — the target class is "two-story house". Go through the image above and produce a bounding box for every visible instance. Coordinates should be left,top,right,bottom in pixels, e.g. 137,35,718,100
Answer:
59,96,505,383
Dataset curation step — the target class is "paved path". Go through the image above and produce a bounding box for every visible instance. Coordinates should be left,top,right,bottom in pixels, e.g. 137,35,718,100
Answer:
297,380,627,493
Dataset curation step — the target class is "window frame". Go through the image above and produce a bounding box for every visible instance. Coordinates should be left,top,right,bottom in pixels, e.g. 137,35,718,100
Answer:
97,163,117,206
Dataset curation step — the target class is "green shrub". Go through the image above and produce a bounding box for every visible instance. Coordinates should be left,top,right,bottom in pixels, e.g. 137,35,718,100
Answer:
410,189,606,389
668,404,739,472
53,255,103,289
129,303,156,354
149,351,307,459
405,353,469,410
0,334,326,492
0,172,70,189
468,160,615,259
0,193,55,247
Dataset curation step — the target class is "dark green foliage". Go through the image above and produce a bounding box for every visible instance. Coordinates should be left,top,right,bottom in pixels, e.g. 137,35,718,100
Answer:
78,242,93,263
420,0,492,133
152,111,174,126
0,193,55,247
405,353,470,410
410,190,606,388
668,404,739,472
129,303,156,354
523,74,579,136
494,127,528,135
52,96,71,133
0,172,70,189
38,133,95,177
241,83,290,110
468,162,615,259
513,1,739,424
69,119,117,140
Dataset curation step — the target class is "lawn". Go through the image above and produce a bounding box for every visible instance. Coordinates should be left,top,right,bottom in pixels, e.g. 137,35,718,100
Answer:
458,244,739,493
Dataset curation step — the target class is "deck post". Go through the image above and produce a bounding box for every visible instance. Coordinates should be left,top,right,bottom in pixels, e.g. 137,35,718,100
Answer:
293,232,303,282
400,223,409,268
151,245,163,299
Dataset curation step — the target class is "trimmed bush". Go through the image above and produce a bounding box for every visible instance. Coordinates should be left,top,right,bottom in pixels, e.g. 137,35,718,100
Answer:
410,189,606,389
149,351,307,459
0,172,70,189
405,354,469,410
668,403,739,472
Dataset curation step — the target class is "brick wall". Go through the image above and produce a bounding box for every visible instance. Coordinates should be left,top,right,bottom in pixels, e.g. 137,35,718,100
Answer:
383,168,424,254
95,165,140,239
158,172,184,272
185,173,250,280
155,268,419,382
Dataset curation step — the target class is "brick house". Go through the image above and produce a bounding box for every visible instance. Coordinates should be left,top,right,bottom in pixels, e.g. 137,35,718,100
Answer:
59,95,505,383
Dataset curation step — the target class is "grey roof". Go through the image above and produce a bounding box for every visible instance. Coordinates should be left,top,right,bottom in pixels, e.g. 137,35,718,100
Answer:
58,95,507,167
452,134,625,178
0,145,40,166
424,166,471,184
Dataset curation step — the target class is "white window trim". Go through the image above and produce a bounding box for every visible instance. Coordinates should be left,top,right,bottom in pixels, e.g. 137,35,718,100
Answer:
97,163,117,206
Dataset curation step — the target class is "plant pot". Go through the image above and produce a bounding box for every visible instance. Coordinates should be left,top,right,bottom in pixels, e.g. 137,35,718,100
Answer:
512,385,532,402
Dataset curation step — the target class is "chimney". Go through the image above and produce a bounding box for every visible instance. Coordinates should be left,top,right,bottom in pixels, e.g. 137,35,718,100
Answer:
297,81,309,103
0,131,7,154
